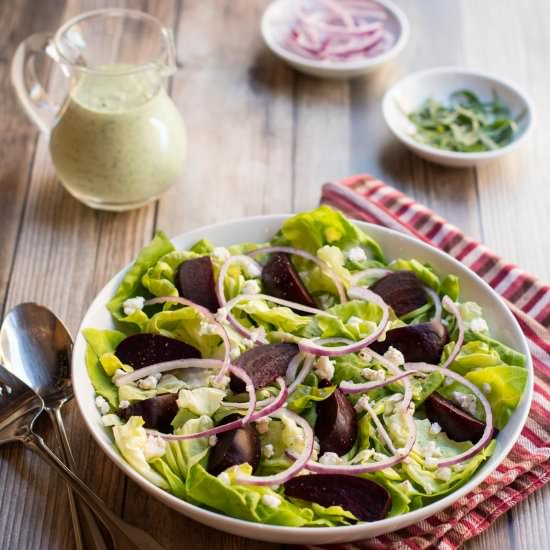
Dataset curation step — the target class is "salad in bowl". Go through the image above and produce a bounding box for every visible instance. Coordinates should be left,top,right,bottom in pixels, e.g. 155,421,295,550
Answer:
81,206,529,531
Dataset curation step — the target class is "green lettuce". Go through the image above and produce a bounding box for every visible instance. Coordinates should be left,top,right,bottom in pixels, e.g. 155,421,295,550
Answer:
83,328,126,408
107,231,174,323
272,205,385,262
388,259,440,291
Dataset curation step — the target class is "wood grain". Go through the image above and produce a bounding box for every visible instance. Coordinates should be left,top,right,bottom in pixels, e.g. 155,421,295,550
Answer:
0,0,548,549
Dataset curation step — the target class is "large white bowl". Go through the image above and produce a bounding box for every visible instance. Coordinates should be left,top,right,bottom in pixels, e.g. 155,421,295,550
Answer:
73,215,533,544
261,0,409,79
382,67,534,167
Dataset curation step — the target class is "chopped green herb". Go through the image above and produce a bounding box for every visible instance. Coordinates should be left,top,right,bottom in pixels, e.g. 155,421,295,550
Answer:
406,90,523,153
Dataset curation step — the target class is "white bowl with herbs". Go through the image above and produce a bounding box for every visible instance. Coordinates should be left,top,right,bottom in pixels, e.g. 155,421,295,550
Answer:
382,67,534,167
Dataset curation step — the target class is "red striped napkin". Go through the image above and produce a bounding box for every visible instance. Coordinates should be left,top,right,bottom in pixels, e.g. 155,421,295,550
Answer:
313,174,550,550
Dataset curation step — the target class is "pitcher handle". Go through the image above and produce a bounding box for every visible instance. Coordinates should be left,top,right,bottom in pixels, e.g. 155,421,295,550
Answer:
11,32,64,136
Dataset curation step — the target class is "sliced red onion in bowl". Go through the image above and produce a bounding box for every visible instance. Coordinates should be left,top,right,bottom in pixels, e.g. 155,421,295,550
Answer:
423,286,442,322
440,296,464,370
339,369,423,394
298,287,389,357
145,295,232,381
148,376,289,442
403,362,494,467
349,267,391,286
247,245,347,304
234,409,314,486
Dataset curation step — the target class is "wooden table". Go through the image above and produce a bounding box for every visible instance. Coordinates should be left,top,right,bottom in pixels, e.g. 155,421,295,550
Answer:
1,0,548,548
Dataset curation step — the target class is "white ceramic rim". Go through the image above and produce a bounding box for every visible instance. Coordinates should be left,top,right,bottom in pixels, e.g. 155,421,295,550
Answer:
261,0,410,72
382,66,535,161
73,214,533,543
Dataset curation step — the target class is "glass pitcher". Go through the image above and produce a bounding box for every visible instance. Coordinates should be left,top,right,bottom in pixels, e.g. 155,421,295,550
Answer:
12,9,186,211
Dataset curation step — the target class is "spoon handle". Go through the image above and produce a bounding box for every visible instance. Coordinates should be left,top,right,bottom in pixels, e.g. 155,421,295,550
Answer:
20,430,166,550
47,408,111,550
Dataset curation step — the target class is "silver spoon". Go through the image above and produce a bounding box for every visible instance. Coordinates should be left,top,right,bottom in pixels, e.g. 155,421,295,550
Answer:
0,303,163,550
0,363,165,550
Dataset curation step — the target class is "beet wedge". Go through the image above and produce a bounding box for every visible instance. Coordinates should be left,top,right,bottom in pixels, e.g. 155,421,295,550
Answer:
315,388,357,455
425,393,495,443
118,393,178,433
284,474,391,522
369,270,428,317
230,343,299,393
115,333,201,370
370,321,449,365
261,253,316,309
207,414,261,476
176,256,219,313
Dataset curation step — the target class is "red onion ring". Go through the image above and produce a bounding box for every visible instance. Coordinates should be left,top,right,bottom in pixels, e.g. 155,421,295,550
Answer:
298,287,389,356
339,369,423,394
145,296,231,382
404,363,494,466
234,409,314,486
148,376,289,443
247,245,347,304
349,267,391,286
440,296,464,370
114,358,224,387
423,286,442,322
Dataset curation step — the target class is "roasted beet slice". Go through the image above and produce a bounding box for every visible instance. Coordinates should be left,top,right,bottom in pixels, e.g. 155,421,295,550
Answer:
369,271,428,317
370,321,449,364
315,388,357,455
425,393,495,443
261,253,316,309
207,414,261,476
284,474,391,522
118,393,178,433
115,333,200,370
175,256,219,313
230,343,299,393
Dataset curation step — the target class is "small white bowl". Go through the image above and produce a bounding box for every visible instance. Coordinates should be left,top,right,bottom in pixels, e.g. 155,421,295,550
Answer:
73,215,533,545
261,0,409,79
382,67,534,167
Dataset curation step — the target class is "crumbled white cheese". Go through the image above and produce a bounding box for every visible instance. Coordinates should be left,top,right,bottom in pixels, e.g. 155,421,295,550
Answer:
215,307,228,323
444,377,454,386
242,279,261,295
229,347,241,361
144,435,166,461
112,369,127,383
389,393,404,402
209,435,218,447
212,247,230,262
312,437,320,461
137,375,159,390
244,261,262,278
347,246,367,263
482,383,491,395
354,395,370,413
435,467,452,482
384,393,403,415
424,440,442,466
261,494,281,508
383,346,405,367
242,338,254,348
199,320,219,336
249,327,266,343
95,396,110,415
218,471,230,485
319,452,343,465
453,462,466,472
429,422,442,435
361,367,385,381
119,400,130,410
397,480,414,494
452,391,477,416
315,356,335,381
358,349,373,363
122,296,146,316
395,447,409,457
255,417,271,434
262,444,275,458
469,318,489,333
